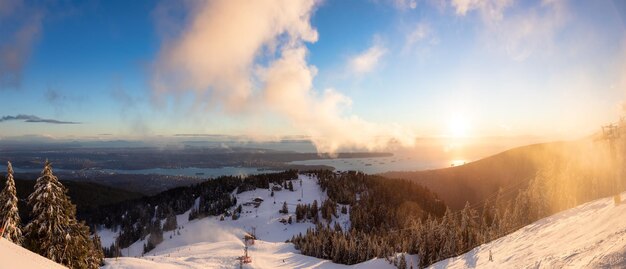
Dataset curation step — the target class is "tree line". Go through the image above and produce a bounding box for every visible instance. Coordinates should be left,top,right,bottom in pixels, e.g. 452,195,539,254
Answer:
291,168,597,268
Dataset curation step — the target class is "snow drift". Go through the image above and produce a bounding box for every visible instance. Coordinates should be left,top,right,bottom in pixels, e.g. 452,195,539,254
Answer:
0,238,66,268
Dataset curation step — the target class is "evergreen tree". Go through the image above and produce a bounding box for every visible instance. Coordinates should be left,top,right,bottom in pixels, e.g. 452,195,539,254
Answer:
144,220,164,254
460,201,479,251
528,173,549,220
90,232,105,267
311,200,319,223
398,253,407,269
24,161,103,268
163,213,177,231
439,208,458,258
512,189,530,226
0,161,22,245
280,201,289,214
25,161,73,262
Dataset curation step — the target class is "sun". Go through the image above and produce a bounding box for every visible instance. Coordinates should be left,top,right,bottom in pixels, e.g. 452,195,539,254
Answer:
447,115,471,138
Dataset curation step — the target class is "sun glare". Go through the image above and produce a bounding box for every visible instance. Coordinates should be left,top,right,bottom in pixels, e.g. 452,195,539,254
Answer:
447,115,471,138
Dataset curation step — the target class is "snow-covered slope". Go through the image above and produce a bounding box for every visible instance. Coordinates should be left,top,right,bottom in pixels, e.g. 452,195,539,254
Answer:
101,174,411,268
430,192,626,268
0,238,66,269
101,175,626,269
102,234,407,269
100,174,343,257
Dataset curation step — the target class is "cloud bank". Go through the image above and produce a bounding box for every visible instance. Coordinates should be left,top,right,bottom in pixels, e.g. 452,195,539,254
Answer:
0,114,80,124
152,0,415,154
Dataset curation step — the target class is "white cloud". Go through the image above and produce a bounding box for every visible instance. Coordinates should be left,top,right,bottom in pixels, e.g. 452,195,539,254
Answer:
349,43,387,75
407,23,430,45
152,0,318,111
393,0,418,10
492,0,568,61
152,0,414,154
451,0,569,61
402,22,439,56
451,0,512,23
0,0,43,89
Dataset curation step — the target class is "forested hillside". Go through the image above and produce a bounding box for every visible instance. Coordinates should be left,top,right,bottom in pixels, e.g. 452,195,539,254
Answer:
87,170,299,254
0,177,144,223
293,150,625,268
382,139,616,209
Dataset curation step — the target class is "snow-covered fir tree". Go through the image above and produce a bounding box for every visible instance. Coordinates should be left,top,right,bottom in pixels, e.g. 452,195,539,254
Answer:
397,253,407,269
24,161,103,268
24,161,73,260
0,161,23,245
89,232,105,267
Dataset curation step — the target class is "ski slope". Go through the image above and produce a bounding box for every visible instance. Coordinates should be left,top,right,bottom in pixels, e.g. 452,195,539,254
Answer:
430,192,626,268
0,238,66,269
100,174,342,256
101,174,413,268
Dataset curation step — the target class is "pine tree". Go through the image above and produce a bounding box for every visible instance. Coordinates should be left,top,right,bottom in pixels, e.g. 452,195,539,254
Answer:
163,213,177,231
144,220,164,254
0,161,23,245
528,173,549,220
24,161,103,267
280,201,289,214
460,201,479,251
25,161,73,262
89,232,105,267
439,208,458,258
398,253,407,269
311,200,319,223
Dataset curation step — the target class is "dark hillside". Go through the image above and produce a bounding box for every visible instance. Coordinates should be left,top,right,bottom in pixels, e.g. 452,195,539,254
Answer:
0,177,144,222
383,139,614,209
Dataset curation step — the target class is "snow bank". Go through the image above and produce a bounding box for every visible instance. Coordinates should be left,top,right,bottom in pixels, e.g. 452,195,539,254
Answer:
430,192,626,268
0,238,66,268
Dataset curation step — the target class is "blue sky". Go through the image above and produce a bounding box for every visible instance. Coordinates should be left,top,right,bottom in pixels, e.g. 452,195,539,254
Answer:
0,0,625,151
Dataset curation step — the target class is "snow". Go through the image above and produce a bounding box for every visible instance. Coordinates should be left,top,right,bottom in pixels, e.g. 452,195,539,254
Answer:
103,234,403,269
101,175,626,269
0,238,66,269
101,174,380,268
430,192,626,268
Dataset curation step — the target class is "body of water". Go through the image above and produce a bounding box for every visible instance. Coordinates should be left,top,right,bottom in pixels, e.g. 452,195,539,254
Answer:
103,167,278,178
13,157,469,178
13,166,278,178
288,156,467,174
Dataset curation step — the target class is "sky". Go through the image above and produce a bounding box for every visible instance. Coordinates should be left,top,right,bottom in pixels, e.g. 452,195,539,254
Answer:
0,0,625,153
